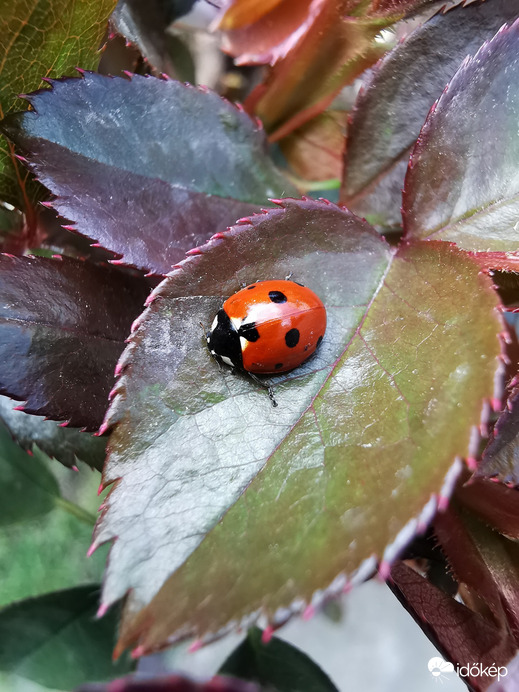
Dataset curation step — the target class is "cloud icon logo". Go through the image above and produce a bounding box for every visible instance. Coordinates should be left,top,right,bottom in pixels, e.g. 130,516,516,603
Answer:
428,657,455,677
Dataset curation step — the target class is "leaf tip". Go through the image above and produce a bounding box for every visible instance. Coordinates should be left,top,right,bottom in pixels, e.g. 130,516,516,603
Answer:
261,626,274,644
302,604,315,620
96,602,109,619
465,457,478,471
130,645,145,659
378,560,392,581
188,639,203,653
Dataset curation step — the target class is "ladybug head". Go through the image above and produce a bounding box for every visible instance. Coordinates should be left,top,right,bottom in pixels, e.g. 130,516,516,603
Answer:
207,309,243,370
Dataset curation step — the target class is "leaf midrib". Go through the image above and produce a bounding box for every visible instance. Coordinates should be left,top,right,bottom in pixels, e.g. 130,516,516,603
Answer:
418,190,519,241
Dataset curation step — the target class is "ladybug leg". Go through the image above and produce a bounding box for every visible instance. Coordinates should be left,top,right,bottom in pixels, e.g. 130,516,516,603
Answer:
248,373,278,408
285,272,304,286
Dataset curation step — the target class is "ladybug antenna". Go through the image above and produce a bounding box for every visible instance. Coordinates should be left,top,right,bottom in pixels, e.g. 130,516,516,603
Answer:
249,373,278,408
199,321,210,340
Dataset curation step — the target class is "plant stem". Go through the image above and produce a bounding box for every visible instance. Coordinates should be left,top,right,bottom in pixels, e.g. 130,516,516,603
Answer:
285,172,341,192
54,496,97,526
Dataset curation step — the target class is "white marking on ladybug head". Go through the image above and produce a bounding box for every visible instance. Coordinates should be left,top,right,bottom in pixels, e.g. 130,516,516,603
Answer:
239,336,249,351
230,316,242,331
210,315,219,331
220,355,234,367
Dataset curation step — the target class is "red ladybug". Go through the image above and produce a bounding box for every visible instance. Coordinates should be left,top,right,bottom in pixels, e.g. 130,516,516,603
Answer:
207,280,326,388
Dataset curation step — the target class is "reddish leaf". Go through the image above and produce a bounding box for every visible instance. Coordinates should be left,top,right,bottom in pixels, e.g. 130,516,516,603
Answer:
0,255,149,430
86,199,500,655
220,0,315,65
220,0,436,65
389,560,515,692
434,503,519,634
1,73,296,275
403,18,519,263
457,479,519,540
341,0,519,228
245,4,390,141
477,385,519,486
391,503,519,689
279,111,346,182
218,0,285,30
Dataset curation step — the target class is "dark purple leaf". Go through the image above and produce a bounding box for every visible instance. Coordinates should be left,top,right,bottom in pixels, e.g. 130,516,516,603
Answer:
477,385,519,485
1,73,297,275
341,0,519,227
0,255,149,430
403,18,519,255
86,199,500,655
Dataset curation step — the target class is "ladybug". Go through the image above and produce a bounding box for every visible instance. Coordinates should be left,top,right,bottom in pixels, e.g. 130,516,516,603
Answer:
207,280,326,403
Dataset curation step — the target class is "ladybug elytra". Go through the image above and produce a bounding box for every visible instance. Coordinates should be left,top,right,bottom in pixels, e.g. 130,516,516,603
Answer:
207,280,327,393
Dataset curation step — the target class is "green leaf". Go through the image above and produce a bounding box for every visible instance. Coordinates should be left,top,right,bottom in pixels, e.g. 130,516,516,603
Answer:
0,396,106,470
0,421,59,525
0,585,133,690
0,459,107,607
219,627,338,692
403,18,519,252
87,199,500,655
0,0,116,210
111,0,197,77
1,73,297,274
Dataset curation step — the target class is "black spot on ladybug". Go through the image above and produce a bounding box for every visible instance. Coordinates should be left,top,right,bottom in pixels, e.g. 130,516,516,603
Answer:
269,290,287,304
275,362,283,370
247,285,256,290
304,344,309,351
238,321,260,342
317,335,323,347
285,328,300,348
